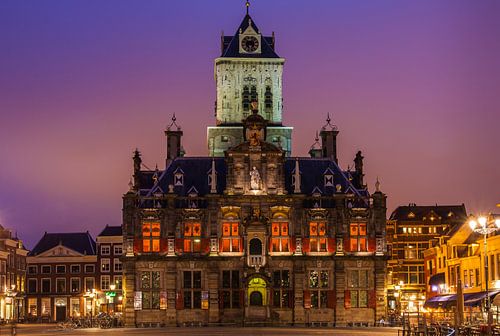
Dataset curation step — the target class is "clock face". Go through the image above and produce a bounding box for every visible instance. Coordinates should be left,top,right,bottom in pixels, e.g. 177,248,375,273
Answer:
241,36,259,53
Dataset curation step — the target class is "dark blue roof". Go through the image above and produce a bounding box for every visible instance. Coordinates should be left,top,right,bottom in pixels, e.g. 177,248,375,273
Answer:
221,14,280,58
29,232,96,256
97,225,122,237
141,156,365,198
389,204,467,221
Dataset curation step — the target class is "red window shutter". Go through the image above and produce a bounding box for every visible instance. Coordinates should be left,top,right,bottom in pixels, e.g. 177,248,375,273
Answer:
302,238,310,253
201,238,210,254
303,290,311,309
290,236,296,253
160,238,168,253
175,238,184,253
268,236,273,252
218,291,224,310
368,289,377,308
239,237,244,253
327,238,335,253
344,290,351,309
133,238,141,253
176,291,184,310
240,289,245,307
327,290,336,309
368,238,376,252
343,234,350,252
288,290,295,309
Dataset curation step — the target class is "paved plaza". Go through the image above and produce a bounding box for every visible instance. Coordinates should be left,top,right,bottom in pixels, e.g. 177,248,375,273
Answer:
0,325,400,336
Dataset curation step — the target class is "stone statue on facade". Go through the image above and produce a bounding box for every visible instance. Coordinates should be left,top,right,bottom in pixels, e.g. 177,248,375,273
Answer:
250,166,261,190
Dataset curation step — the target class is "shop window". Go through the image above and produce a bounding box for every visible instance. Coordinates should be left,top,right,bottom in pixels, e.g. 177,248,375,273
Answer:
28,298,37,317
70,298,80,317
270,222,289,252
273,270,291,308
221,222,240,252
221,270,240,309
309,222,327,252
184,222,202,252
183,271,202,309
41,298,51,316
142,221,161,252
349,223,367,252
141,271,161,309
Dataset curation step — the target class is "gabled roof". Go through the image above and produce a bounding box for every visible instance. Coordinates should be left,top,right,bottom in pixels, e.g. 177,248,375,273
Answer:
97,225,122,237
389,204,467,222
29,232,96,256
221,14,280,58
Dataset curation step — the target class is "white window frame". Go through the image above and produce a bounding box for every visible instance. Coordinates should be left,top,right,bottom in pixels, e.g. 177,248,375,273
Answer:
101,275,111,291
101,258,110,273
101,245,111,255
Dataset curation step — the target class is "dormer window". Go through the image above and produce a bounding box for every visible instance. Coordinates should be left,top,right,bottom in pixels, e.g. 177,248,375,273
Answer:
324,174,334,187
173,168,184,186
408,212,415,219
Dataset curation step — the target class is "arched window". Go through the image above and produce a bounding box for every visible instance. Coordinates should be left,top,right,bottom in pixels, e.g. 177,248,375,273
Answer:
242,85,250,113
249,238,262,255
264,86,272,119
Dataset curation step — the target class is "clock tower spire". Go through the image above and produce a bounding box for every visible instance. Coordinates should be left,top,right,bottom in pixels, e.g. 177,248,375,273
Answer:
207,5,293,157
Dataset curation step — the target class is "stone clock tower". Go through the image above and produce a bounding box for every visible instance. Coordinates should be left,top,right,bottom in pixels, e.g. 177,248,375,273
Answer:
207,10,293,157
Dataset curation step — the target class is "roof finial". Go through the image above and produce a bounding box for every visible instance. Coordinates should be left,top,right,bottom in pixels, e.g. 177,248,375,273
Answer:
167,113,181,131
246,0,250,15
321,113,338,131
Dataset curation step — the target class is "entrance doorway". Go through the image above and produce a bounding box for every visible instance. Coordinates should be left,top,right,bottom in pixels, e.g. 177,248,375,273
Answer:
250,291,263,306
55,306,66,322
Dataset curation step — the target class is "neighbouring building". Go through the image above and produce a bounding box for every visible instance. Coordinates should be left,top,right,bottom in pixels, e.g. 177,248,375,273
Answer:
122,6,388,328
423,214,500,312
96,225,123,314
26,232,97,322
386,204,467,313
0,225,28,321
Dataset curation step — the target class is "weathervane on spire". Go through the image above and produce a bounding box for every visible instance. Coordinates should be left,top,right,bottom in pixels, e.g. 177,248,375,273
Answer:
167,113,181,131
246,0,250,15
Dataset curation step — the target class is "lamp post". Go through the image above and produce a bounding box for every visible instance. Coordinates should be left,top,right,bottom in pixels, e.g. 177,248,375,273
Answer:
469,214,500,335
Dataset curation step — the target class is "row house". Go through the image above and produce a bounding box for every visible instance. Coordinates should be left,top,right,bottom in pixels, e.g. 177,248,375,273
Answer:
26,232,98,322
424,214,500,311
0,225,28,321
96,225,123,313
386,204,467,313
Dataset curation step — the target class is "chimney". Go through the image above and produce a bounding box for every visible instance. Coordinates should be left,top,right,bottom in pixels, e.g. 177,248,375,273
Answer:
133,149,142,190
165,114,184,167
319,114,339,163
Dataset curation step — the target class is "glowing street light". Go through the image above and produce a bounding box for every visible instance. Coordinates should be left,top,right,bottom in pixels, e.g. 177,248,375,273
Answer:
468,213,500,336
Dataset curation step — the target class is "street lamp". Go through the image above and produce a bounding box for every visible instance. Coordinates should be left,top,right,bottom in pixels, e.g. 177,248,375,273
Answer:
469,214,500,335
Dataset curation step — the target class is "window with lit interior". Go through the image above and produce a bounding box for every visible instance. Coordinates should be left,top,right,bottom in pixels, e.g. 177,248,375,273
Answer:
184,222,201,252
309,221,327,252
271,221,289,252
142,221,161,252
221,222,240,252
349,222,367,252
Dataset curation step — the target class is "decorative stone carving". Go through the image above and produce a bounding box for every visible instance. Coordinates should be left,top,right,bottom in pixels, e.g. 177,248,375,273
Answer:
250,166,261,190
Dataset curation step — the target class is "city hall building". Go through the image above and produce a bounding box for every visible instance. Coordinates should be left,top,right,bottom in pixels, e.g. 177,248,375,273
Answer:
122,7,388,327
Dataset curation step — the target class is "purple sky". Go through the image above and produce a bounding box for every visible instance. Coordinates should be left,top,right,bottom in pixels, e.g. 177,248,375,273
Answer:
1,0,499,248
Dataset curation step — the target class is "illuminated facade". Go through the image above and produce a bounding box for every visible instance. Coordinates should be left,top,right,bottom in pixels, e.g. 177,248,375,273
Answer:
386,204,467,313
122,8,387,328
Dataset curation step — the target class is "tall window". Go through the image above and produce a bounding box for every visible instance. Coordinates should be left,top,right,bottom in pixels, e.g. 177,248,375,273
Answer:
183,271,202,309
101,275,110,290
270,222,289,252
142,221,160,252
221,222,240,252
264,86,273,118
348,269,369,308
70,278,80,293
221,270,240,309
273,270,291,308
85,277,95,292
350,222,367,252
56,278,66,293
310,222,327,252
184,222,201,252
141,271,160,309
309,270,330,308
242,85,250,112
101,259,110,272
41,279,50,293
